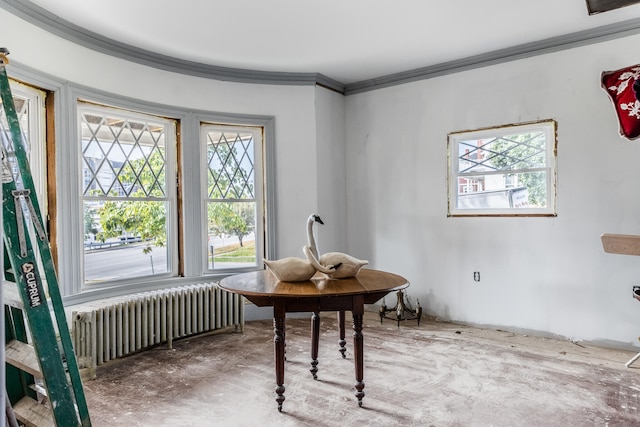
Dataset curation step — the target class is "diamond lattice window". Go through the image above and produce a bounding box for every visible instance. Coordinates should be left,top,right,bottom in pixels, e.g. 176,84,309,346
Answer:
203,125,263,271
79,101,177,284
0,88,35,190
81,112,166,198
207,130,255,200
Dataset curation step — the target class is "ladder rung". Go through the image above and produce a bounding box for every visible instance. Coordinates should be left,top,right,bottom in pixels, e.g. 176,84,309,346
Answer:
3,279,23,308
6,339,42,378
28,382,49,400
12,396,54,427
5,265,16,282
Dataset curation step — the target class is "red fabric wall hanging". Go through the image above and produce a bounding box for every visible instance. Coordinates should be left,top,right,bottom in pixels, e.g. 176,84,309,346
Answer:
601,64,640,140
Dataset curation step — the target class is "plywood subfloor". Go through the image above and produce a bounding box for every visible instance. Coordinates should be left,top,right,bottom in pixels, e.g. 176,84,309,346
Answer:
83,311,640,426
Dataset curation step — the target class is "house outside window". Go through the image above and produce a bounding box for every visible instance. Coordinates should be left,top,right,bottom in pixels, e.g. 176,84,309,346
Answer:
448,120,558,216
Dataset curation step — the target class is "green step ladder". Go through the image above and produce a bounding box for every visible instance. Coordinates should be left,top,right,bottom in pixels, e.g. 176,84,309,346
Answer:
1,48,92,427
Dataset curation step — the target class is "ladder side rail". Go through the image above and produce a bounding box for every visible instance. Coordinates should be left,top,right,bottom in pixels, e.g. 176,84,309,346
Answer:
2,179,80,426
0,60,90,426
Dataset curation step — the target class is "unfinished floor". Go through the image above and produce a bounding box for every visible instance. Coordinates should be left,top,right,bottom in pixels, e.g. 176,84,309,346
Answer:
83,311,640,426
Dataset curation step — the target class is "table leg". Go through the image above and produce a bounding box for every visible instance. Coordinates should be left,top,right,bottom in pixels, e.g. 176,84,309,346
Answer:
310,311,320,379
273,302,286,411
338,310,346,358
352,296,365,407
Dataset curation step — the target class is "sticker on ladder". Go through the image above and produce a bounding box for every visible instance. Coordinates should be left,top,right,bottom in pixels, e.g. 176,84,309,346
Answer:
20,262,43,307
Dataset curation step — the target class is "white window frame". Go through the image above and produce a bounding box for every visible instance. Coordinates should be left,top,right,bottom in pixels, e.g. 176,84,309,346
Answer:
200,123,265,274
6,80,47,211
447,120,558,217
78,100,179,286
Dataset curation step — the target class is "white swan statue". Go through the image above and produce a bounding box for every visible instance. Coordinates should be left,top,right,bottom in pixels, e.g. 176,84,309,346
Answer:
305,213,369,279
320,252,368,279
264,247,338,282
306,213,324,260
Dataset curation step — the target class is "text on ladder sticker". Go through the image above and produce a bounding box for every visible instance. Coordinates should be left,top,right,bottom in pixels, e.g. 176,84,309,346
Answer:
20,262,42,307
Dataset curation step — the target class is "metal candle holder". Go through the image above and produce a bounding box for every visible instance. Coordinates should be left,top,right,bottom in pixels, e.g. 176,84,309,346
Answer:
379,289,422,328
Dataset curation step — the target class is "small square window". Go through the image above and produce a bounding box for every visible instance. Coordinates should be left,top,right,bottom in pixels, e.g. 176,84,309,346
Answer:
447,120,557,217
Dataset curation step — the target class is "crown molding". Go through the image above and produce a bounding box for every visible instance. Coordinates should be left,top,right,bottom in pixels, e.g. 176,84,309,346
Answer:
0,0,345,93
344,17,640,95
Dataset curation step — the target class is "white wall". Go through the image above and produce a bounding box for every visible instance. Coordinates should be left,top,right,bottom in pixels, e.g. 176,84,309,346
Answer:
314,87,347,254
346,34,640,347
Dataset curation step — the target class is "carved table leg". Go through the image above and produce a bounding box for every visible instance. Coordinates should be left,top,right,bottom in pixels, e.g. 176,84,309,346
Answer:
338,310,347,359
338,310,346,358
273,302,286,411
352,296,365,407
310,311,320,379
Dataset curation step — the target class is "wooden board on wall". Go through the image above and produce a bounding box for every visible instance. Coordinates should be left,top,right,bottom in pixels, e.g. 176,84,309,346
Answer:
586,0,640,14
601,233,640,256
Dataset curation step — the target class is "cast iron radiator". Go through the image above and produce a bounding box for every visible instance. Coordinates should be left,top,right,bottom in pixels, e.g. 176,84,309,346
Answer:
71,283,243,378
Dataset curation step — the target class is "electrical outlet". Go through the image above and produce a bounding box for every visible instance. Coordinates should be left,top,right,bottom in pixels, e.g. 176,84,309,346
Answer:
473,271,480,282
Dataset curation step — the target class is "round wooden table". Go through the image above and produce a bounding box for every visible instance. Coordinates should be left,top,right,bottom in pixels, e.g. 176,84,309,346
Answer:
218,268,409,411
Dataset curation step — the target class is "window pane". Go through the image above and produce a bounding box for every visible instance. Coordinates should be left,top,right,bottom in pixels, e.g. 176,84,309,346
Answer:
207,130,255,199
206,201,256,270
81,112,166,198
458,131,546,174
457,172,547,210
204,126,261,271
80,102,175,284
0,85,37,193
83,200,169,282
448,120,556,216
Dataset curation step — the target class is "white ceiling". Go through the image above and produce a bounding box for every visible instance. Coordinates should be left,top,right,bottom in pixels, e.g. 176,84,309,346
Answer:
25,0,640,85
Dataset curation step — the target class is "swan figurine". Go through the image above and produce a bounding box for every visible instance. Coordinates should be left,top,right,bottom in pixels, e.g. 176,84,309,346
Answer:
320,252,368,279
306,213,324,260
305,213,369,279
264,247,338,282
305,248,368,279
